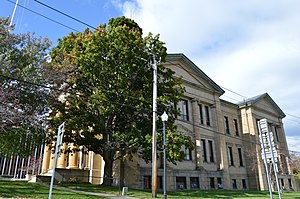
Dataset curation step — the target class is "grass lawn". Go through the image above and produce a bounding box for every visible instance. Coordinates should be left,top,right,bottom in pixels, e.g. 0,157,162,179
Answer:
1,180,299,199
62,183,300,199
0,180,101,198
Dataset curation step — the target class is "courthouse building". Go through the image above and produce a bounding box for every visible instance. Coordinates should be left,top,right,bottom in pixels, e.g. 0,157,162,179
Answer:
33,54,295,191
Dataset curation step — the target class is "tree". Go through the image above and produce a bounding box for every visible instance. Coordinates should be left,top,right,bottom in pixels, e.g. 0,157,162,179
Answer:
289,151,300,176
48,16,193,185
0,17,52,157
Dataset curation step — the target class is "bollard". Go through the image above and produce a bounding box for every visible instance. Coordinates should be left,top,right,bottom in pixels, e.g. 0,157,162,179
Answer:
122,187,128,196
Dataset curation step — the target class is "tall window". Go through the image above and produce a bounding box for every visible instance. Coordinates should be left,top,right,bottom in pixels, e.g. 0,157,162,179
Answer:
199,104,204,124
208,140,214,163
143,176,151,189
205,106,211,126
228,146,234,166
274,126,279,142
238,147,244,167
224,116,230,134
288,178,293,189
190,177,200,189
182,145,192,161
281,179,285,189
242,179,247,189
234,119,239,136
232,179,237,189
201,139,207,162
217,178,223,189
210,177,215,189
179,100,189,121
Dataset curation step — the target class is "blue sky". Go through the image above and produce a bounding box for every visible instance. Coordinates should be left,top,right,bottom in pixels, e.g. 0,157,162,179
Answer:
1,0,300,152
0,0,123,44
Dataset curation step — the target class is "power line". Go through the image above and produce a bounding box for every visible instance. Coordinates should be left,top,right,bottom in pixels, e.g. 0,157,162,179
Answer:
33,0,96,30
221,86,247,99
6,0,80,33
286,113,300,120
5,0,300,126
166,59,300,125
2,73,300,156
0,73,155,114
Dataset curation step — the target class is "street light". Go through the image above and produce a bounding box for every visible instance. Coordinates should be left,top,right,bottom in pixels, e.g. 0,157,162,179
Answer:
161,111,168,199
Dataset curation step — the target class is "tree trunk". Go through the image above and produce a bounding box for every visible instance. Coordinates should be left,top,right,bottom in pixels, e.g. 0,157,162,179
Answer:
103,156,114,186
119,151,125,187
102,143,115,186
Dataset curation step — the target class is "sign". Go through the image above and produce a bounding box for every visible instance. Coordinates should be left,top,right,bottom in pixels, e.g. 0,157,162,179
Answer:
49,122,65,199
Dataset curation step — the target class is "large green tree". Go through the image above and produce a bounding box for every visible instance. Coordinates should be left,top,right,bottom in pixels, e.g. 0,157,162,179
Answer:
0,17,52,157
49,16,193,185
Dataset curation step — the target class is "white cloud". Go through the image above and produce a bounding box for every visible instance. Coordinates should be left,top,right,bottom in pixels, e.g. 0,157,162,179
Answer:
117,0,300,149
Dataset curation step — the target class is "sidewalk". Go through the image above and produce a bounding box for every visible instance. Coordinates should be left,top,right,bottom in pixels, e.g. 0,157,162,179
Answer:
52,185,140,199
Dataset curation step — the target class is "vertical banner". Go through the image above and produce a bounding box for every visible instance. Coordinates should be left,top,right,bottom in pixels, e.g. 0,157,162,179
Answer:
48,122,64,199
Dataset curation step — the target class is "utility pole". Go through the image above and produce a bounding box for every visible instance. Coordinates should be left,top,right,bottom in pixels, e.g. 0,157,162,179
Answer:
151,55,157,198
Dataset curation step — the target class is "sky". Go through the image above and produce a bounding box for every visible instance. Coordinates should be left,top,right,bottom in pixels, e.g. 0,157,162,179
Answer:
1,0,299,152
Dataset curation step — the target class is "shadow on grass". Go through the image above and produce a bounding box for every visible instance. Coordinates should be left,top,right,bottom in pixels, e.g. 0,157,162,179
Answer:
0,180,100,198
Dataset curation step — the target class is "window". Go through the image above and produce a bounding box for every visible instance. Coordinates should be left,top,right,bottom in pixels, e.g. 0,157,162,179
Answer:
157,176,163,189
208,140,214,163
210,177,215,189
176,177,186,189
281,178,285,189
288,178,293,189
178,100,189,121
234,119,239,136
205,106,211,126
201,139,207,162
228,146,234,166
182,145,192,161
144,176,162,189
238,148,244,167
232,179,237,189
242,179,247,189
274,126,279,142
224,116,230,134
144,176,151,189
199,104,204,124
217,178,223,189
190,177,199,189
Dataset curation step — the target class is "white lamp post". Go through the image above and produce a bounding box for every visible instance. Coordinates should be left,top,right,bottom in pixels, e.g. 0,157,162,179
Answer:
161,111,168,199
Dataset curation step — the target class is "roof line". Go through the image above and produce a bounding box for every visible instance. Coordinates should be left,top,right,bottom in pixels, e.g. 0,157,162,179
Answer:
166,53,225,94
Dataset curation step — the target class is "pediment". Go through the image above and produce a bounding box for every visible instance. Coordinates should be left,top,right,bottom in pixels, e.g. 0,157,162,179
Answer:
165,54,224,95
239,93,285,118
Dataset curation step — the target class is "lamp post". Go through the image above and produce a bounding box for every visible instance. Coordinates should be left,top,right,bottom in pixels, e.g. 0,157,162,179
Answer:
161,111,168,199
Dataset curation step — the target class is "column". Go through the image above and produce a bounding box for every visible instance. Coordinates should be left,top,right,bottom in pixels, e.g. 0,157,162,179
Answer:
84,150,90,170
78,146,84,169
68,143,79,169
48,142,55,170
57,143,68,169
90,153,104,184
191,98,203,168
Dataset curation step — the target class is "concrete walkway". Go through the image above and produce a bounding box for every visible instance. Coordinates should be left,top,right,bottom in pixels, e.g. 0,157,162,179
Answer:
52,185,140,199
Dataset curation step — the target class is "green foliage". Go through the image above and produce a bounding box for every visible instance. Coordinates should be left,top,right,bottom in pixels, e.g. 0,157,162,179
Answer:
49,16,192,183
289,152,300,176
0,17,52,157
108,16,143,35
